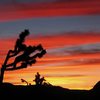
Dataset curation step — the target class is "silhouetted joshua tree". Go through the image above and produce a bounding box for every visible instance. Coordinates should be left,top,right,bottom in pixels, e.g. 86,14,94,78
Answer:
33,72,46,86
0,29,46,84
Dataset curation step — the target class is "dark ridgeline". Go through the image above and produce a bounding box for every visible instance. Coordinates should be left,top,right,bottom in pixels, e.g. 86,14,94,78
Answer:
0,29,100,100
0,29,46,84
0,80,100,100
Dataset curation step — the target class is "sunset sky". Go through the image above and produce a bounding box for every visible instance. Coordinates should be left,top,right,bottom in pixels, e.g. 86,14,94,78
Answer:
0,0,100,90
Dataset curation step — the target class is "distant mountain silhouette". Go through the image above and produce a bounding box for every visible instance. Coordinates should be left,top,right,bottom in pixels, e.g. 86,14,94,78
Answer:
0,81,100,100
92,81,100,91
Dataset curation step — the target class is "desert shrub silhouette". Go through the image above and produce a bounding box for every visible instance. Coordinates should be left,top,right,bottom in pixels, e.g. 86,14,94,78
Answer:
33,72,48,86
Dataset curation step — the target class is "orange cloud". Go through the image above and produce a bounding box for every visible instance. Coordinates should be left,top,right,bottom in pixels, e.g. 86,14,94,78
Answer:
1,32,100,89
0,32,100,64
26,32,100,49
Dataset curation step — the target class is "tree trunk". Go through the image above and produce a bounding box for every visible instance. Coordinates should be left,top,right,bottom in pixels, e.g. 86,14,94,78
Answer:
0,51,10,84
0,66,5,84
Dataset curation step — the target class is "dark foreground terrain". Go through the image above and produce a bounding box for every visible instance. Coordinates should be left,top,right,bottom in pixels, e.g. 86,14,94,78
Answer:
0,81,100,100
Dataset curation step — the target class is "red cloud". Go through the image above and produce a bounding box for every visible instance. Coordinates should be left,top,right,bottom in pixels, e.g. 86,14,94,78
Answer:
0,0,100,21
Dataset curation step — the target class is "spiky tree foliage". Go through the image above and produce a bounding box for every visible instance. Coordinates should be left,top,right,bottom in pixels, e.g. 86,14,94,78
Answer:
0,29,46,84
